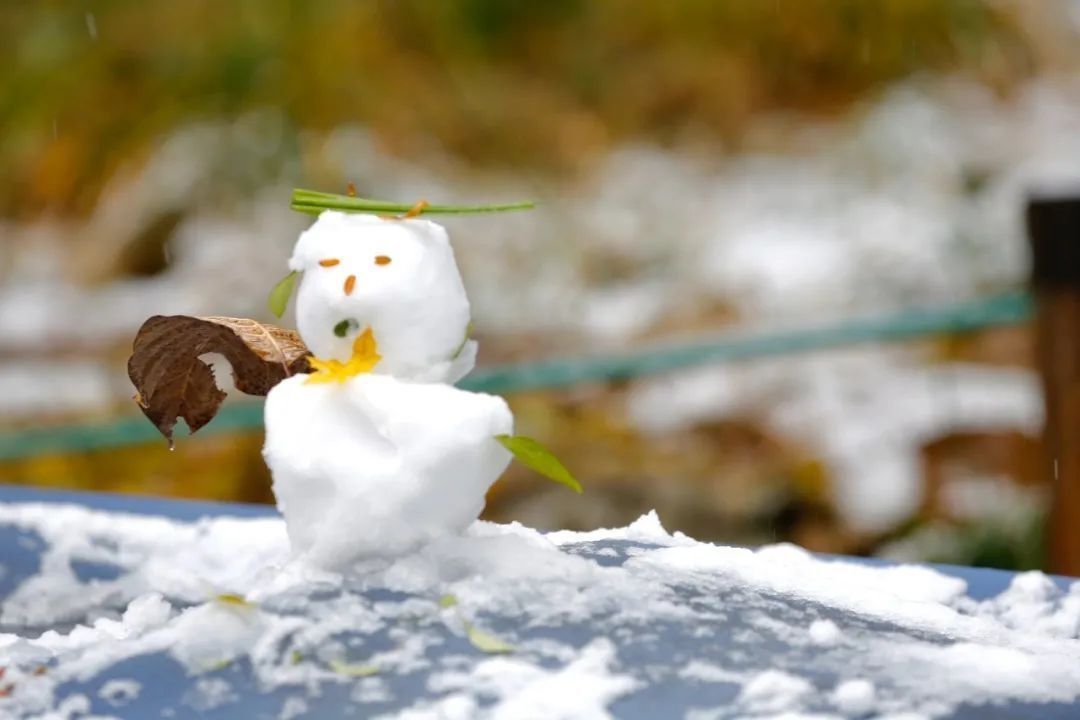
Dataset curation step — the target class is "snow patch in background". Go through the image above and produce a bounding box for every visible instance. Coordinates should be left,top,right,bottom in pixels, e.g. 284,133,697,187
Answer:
628,351,1042,531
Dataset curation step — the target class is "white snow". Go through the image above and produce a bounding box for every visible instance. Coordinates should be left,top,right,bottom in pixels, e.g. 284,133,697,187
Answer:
679,660,743,684
634,542,968,615
831,679,876,715
546,508,692,546
185,676,237,711
968,570,1080,639
0,503,285,629
1,504,1079,719
737,669,814,715
279,695,309,720
808,619,842,647
414,639,638,720
98,679,140,706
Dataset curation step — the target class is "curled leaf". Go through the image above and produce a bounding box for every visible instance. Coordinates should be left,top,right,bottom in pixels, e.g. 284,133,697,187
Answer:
128,316,311,446
438,594,459,609
268,271,299,318
328,660,380,677
465,623,515,654
495,435,583,494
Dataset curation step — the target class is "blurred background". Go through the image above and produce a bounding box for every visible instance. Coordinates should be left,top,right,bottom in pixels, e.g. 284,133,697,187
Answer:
3,0,1080,571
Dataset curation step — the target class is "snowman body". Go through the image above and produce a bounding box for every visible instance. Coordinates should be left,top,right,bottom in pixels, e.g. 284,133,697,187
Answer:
263,212,511,567
264,373,512,566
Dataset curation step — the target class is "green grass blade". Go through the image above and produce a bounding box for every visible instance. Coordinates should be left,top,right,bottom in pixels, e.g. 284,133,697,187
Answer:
290,188,535,216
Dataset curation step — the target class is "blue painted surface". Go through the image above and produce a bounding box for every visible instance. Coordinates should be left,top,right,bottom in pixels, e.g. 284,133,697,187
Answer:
1,485,1076,719
0,484,275,521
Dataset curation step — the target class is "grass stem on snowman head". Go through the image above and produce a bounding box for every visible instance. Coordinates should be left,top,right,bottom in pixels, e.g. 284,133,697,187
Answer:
269,188,536,318
289,188,536,217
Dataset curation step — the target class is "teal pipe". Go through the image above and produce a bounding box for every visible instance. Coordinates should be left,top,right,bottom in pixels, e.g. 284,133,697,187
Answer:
0,291,1033,461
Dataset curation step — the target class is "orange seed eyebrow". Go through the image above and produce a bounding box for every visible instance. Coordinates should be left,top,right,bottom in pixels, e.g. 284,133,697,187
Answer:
374,255,392,266
319,258,340,267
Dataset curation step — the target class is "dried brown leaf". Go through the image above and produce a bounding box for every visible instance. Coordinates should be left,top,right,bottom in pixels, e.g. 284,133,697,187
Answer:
127,315,311,446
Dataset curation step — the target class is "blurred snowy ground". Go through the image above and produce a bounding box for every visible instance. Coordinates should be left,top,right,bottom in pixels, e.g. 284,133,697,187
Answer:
9,79,1080,352
3,77,1080,533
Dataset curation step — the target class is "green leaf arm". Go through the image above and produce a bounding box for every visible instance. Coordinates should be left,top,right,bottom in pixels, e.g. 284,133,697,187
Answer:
495,434,583,494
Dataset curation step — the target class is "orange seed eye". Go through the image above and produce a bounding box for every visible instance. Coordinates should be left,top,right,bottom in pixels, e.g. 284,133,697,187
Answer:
319,258,340,267
374,255,392,266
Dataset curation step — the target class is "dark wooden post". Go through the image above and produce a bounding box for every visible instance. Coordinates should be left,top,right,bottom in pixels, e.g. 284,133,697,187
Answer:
1028,195,1080,576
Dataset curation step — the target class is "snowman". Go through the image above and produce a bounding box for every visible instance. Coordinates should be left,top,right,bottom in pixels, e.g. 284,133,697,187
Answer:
263,210,514,568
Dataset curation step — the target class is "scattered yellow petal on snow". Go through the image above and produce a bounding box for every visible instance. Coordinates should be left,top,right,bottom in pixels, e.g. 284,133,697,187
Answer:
329,659,380,677
214,592,255,608
465,623,515,654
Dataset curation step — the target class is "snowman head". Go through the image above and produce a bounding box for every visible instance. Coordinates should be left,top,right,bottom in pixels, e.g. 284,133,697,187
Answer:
289,211,472,375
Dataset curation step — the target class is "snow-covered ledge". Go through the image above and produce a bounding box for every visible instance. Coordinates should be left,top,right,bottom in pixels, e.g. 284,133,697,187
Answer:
1,495,1079,720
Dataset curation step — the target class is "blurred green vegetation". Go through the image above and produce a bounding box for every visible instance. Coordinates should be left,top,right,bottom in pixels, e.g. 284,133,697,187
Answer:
2,0,1032,219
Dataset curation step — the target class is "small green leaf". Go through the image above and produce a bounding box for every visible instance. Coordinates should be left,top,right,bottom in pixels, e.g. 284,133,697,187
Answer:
328,659,380,677
451,322,473,360
268,271,299,318
495,435,583,494
464,623,515,654
290,650,303,665
438,594,458,608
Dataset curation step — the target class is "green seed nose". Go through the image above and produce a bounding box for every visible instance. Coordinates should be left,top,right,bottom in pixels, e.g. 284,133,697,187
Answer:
333,318,360,338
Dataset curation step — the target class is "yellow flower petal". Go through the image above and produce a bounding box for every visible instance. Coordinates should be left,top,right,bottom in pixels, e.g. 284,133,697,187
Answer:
306,328,382,384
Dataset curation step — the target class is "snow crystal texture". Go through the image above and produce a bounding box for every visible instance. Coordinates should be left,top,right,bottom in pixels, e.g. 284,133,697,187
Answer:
1,501,1079,719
